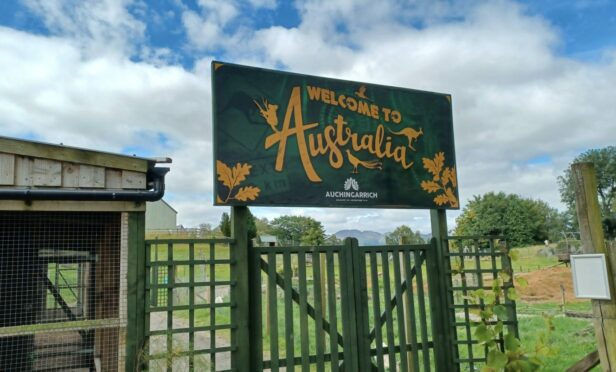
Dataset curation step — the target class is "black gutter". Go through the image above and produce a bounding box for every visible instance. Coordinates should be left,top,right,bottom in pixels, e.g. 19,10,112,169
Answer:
0,167,169,202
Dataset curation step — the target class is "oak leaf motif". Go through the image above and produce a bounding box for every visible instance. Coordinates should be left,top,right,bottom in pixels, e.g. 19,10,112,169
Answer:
235,186,260,201
445,187,459,208
231,163,251,187
450,167,457,188
434,194,450,206
421,180,441,193
216,160,235,189
422,152,445,181
442,167,452,187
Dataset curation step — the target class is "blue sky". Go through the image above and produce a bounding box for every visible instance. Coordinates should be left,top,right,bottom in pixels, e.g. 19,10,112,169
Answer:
1,0,615,234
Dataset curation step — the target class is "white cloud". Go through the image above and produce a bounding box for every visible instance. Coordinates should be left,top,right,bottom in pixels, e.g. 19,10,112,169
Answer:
22,0,146,57
2,0,616,235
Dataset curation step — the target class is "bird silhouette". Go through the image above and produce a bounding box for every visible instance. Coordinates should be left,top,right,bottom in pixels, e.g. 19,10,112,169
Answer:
387,127,423,150
355,85,368,99
346,149,382,174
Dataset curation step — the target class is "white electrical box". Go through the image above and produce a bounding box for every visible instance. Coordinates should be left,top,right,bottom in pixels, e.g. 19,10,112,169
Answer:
571,254,611,300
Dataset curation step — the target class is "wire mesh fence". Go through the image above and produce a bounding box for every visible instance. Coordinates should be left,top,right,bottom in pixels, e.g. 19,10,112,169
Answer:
0,211,127,372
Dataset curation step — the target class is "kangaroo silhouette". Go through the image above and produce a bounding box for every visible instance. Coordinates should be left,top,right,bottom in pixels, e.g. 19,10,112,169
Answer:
388,127,423,150
253,98,279,132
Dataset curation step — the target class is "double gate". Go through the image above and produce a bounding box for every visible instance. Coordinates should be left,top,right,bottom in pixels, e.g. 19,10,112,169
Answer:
141,234,517,371
250,239,439,371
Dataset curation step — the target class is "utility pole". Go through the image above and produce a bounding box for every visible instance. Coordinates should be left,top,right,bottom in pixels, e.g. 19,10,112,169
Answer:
572,162,616,371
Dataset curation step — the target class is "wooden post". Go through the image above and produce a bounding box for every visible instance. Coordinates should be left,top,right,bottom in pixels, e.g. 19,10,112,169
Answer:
231,206,251,372
125,212,146,372
572,162,616,371
429,209,457,372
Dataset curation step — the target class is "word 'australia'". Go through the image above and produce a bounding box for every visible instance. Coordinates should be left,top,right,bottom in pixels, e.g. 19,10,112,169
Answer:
265,86,415,182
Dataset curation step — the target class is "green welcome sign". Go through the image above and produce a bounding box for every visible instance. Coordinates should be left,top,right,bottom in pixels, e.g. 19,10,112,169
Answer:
212,61,459,209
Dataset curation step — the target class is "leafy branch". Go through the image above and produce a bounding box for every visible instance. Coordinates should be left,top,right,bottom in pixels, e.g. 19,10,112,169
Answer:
421,152,459,207
462,246,554,371
216,160,261,203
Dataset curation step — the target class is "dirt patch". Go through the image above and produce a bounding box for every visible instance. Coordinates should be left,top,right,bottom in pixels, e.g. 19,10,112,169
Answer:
516,265,583,303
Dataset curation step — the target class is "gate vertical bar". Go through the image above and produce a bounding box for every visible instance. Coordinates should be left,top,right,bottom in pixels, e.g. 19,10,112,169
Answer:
231,206,250,371
249,244,263,370
341,238,362,372
430,209,457,372
126,212,146,372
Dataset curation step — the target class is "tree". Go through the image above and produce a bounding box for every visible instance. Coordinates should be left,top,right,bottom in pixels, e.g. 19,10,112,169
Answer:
385,225,425,245
219,212,231,237
324,234,342,245
558,146,616,227
255,217,273,235
218,210,257,240
246,209,257,241
270,215,326,246
454,192,565,247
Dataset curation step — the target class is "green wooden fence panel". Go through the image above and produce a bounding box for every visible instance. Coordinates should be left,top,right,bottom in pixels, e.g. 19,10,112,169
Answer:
139,233,517,372
143,238,236,372
444,236,520,370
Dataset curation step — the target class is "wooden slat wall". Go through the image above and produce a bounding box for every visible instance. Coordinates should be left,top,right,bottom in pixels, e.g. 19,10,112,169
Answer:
0,154,15,185
0,153,146,190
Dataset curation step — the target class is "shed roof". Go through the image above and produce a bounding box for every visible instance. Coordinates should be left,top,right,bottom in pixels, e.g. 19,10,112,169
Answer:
0,135,170,172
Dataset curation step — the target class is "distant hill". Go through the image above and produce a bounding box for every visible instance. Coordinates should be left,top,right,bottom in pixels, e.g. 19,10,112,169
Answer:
334,229,386,246
334,229,432,245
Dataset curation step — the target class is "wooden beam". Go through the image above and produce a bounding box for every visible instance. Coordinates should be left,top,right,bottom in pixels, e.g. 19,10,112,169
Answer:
566,350,600,372
0,136,148,172
572,162,616,371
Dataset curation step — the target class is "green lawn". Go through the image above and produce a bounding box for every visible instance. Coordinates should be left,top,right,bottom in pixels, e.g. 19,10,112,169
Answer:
518,311,597,371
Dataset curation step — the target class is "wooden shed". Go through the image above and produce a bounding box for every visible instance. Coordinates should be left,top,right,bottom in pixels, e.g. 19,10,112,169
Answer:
0,136,170,371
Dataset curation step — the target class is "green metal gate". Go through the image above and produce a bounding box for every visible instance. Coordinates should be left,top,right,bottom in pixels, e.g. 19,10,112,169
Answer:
249,238,443,371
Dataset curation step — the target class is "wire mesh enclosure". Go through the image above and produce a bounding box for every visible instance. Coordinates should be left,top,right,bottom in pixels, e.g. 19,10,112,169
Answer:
444,236,519,370
144,238,236,371
0,211,127,372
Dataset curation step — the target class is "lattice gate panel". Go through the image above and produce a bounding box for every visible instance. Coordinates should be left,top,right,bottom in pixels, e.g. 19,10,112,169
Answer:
444,236,519,371
144,238,236,371
0,211,126,372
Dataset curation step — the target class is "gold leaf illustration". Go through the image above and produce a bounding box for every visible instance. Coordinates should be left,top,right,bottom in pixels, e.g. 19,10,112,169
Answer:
235,186,261,201
232,163,251,187
216,160,260,203
445,187,459,208
422,152,445,180
216,160,235,189
450,166,457,188
441,167,452,187
421,180,441,193
434,194,450,206
421,152,458,208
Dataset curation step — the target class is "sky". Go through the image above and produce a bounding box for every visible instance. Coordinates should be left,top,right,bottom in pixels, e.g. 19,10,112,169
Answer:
1,0,615,235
